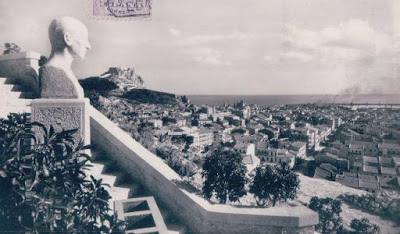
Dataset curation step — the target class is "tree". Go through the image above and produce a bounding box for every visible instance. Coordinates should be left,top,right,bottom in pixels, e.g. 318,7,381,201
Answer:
350,218,380,234
258,128,275,140
304,159,317,177
308,196,343,234
249,163,299,206
165,151,196,178
3,42,21,55
202,147,247,203
231,128,246,135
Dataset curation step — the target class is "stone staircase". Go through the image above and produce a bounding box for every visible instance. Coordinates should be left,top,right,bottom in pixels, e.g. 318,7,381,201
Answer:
0,76,33,118
91,146,188,234
0,76,187,234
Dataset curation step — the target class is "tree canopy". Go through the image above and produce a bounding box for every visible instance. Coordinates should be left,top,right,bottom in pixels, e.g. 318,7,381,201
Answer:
308,196,343,234
350,218,380,234
249,163,299,206
201,147,247,203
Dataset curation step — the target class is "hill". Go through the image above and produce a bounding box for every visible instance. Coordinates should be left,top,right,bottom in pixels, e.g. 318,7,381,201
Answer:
79,76,118,93
121,88,177,104
79,75,177,105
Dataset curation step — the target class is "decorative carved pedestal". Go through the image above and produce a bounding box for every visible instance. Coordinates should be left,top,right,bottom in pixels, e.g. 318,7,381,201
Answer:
31,98,90,145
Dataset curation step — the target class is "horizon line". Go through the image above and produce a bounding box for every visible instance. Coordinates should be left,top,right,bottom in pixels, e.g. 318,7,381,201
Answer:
175,93,400,96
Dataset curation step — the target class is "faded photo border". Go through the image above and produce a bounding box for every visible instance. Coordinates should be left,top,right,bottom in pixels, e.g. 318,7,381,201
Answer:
88,0,152,21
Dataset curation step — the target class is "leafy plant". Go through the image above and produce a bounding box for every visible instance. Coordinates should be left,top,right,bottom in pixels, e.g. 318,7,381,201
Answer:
0,113,125,233
3,42,21,55
308,196,343,234
249,163,299,206
202,147,247,203
350,218,380,234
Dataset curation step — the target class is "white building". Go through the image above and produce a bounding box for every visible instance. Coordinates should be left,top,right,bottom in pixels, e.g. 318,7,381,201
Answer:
260,148,295,169
243,144,260,173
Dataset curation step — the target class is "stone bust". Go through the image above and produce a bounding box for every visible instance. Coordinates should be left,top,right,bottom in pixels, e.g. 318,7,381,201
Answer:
40,17,91,99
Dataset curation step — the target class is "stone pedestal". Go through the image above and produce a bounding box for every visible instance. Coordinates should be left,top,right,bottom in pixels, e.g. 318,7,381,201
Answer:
31,98,90,145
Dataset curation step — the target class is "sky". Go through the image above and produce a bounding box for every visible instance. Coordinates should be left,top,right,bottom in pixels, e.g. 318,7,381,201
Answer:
0,0,399,95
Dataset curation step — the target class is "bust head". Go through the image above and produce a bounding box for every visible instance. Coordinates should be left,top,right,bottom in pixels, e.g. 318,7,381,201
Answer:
40,17,89,99
48,17,91,60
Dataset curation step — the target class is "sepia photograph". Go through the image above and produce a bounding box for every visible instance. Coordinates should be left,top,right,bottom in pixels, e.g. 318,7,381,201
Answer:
0,0,399,233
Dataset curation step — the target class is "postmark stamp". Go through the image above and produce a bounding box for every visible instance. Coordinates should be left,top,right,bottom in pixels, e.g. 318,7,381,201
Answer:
91,0,152,20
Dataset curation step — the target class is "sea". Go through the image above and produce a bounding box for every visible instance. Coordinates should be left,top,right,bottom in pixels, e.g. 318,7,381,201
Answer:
187,94,400,106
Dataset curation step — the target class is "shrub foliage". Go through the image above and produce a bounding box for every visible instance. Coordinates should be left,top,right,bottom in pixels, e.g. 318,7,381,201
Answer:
340,192,400,225
0,113,125,233
308,196,343,234
350,218,380,234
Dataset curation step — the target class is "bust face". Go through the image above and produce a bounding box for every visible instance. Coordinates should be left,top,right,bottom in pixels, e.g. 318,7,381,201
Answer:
68,24,91,59
49,17,91,60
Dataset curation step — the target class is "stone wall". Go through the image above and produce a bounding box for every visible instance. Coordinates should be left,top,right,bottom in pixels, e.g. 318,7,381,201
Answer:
89,106,318,234
0,51,41,96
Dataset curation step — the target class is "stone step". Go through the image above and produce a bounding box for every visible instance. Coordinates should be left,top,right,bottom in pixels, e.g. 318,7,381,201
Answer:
0,84,21,92
107,186,130,201
96,173,117,187
0,77,15,84
126,181,149,198
0,84,33,99
20,92,34,99
107,186,130,210
0,105,31,111
0,98,31,105
0,107,31,118
89,147,186,233
85,162,105,177
110,170,130,186
1,90,23,99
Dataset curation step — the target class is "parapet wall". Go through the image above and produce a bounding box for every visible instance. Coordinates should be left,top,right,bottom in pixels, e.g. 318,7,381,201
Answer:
0,51,41,96
89,106,318,234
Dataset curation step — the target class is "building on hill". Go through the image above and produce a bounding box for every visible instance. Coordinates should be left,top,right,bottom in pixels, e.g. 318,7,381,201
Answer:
379,142,400,156
243,143,260,173
256,141,269,156
336,172,359,188
191,128,213,148
101,67,145,91
290,141,307,159
348,141,379,156
316,152,349,171
242,105,251,119
259,148,295,169
314,163,337,180
234,141,249,154
336,172,381,192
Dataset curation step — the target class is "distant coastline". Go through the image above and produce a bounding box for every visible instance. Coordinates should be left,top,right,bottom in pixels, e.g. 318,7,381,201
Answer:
186,94,400,106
